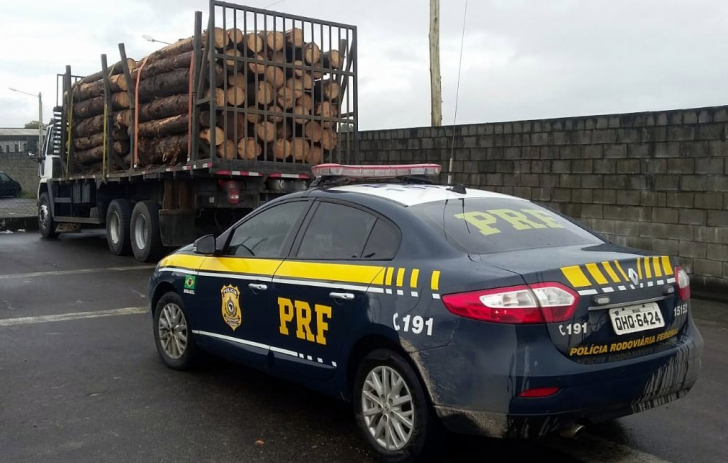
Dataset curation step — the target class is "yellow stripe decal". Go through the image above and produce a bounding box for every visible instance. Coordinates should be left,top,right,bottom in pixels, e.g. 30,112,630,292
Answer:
431,270,441,291
410,269,420,288
585,263,608,285
661,256,673,276
652,256,663,278
644,257,652,279
160,253,207,270
277,261,385,285
637,258,643,279
613,260,629,281
396,268,405,287
385,267,394,286
561,266,591,288
601,261,621,283
200,257,282,276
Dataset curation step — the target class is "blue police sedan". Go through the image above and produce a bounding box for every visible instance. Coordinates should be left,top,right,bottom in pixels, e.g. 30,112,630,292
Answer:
148,164,702,463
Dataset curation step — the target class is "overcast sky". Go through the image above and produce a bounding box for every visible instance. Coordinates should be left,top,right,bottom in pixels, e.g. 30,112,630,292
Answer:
1,0,727,130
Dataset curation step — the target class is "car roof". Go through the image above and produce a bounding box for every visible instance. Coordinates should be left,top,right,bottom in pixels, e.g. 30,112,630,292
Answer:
326,184,525,207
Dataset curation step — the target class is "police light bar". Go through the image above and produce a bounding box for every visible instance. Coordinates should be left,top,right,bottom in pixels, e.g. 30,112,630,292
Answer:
311,163,442,178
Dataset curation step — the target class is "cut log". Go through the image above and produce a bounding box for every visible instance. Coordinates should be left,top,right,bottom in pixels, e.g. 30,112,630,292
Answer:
254,121,278,143
137,94,188,122
286,28,304,48
73,128,128,151
75,141,130,165
264,66,285,88
216,138,237,160
145,37,194,64
218,112,249,139
267,106,285,123
136,114,189,137
227,28,244,45
284,78,305,98
131,51,193,81
247,54,266,74
290,139,310,161
292,60,322,79
321,130,338,150
226,85,246,106
304,121,323,142
322,50,343,69
223,48,243,70
242,33,264,54
298,94,313,112
303,42,321,65
72,92,130,119
228,72,248,88
264,31,285,51
276,88,296,109
246,112,262,124
292,105,309,124
200,127,226,146
306,144,323,164
138,134,188,166
211,27,230,49
249,81,274,106
73,74,127,101
74,58,136,86
205,88,226,107
272,139,292,159
315,101,339,127
269,50,288,64
237,137,261,160
74,110,131,138
137,66,223,103
317,79,341,100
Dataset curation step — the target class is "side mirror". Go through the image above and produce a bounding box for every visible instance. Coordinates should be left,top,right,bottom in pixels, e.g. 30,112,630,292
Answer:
193,234,217,255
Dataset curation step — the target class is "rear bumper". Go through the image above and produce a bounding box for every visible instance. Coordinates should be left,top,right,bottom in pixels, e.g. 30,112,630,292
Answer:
416,317,703,439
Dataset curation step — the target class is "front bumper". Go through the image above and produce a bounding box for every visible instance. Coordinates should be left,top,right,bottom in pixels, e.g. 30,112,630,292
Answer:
415,317,703,439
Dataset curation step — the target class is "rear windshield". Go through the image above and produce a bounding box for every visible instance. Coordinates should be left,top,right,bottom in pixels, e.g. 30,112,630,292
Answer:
410,197,603,254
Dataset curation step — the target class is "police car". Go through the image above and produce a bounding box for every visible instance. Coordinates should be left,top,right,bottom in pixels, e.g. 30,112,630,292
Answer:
148,163,703,462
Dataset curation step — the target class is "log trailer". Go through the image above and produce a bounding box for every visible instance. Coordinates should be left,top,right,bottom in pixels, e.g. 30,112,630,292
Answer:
37,0,357,261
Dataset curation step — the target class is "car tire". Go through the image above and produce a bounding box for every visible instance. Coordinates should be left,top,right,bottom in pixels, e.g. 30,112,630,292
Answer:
106,199,132,256
130,200,164,262
38,192,58,239
153,291,197,370
353,349,440,463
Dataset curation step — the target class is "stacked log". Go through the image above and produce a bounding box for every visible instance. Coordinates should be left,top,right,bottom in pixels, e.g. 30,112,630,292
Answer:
68,24,346,171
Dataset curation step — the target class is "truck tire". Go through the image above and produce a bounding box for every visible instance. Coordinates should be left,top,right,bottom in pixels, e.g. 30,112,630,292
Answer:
38,192,58,239
131,200,164,262
106,199,132,256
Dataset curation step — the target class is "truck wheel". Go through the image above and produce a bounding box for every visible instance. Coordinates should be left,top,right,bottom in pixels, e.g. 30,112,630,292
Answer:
38,192,58,239
153,291,197,370
106,199,132,256
131,200,164,262
353,349,441,463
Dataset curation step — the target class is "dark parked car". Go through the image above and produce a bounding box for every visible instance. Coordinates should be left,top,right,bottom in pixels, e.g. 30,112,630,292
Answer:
0,171,21,198
148,163,703,462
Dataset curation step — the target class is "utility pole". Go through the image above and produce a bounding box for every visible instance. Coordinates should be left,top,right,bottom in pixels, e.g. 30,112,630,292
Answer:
429,0,442,127
9,87,43,156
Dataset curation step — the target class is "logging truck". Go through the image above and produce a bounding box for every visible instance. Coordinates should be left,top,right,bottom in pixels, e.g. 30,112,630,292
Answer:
37,1,357,262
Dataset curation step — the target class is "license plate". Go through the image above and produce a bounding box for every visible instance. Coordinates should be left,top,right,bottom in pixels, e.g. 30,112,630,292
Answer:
609,303,664,336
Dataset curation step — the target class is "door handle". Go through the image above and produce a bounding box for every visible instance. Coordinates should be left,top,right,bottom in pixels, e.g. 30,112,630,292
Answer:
248,283,268,291
329,292,355,301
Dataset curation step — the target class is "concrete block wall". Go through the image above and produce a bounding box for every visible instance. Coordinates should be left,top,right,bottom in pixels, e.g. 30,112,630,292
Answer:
0,152,39,195
358,106,728,291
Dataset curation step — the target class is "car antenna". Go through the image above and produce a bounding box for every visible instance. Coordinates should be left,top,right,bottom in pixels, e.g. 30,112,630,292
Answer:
448,184,467,194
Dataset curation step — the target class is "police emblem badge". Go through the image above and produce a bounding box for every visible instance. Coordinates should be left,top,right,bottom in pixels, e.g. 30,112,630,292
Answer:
220,285,242,330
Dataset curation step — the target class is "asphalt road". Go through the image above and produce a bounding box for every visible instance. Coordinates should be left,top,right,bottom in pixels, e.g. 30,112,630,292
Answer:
1,231,726,463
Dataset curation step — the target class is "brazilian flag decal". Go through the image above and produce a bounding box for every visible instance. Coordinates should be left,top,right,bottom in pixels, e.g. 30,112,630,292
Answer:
184,275,196,290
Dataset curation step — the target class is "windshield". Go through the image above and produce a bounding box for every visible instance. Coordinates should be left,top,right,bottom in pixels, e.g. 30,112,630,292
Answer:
410,197,604,254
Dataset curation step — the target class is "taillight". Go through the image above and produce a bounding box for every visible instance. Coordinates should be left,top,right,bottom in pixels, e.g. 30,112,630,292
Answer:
441,283,578,324
517,387,561,398
675,266,690,301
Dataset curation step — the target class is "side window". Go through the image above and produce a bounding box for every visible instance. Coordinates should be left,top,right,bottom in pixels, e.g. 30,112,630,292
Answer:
362,219,400,260
297,202,377,260
225,201,308,258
